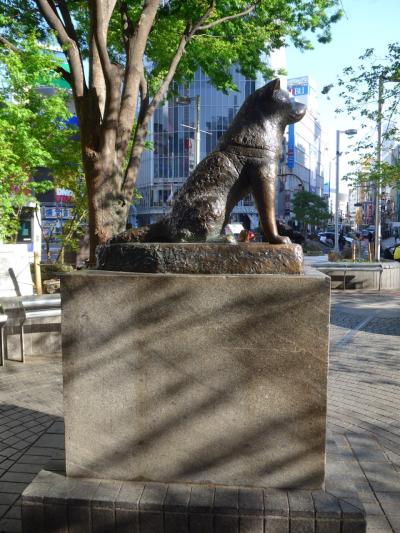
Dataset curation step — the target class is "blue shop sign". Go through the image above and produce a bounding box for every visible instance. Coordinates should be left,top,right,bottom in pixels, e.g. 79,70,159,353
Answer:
43,206,73,219
287,124,295,169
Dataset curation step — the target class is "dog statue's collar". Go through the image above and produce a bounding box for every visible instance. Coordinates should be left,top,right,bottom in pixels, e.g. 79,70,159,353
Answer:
219,142,278,158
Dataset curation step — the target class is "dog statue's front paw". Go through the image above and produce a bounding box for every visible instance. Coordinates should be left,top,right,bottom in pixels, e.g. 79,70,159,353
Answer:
269,234,291,245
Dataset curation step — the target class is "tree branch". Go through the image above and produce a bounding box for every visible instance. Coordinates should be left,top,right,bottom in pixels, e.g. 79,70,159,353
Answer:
197,2,257,31
56,65,73,85
34,0,85,97
121,1,217,195
56,0,87,90
119,0,133,55
193,0,216,29
89,0,115,86
56,0,79,42
88,0,122,157
139,72,149,105
116,0,160,161
0,35,19,53
146,0,255,116
121,33,184,195
146,29,190,117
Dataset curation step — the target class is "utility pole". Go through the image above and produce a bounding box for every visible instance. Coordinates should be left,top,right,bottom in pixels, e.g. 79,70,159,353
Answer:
177,95,204,168
334,130,341,253
374,76,384,261
194,95,200,167
334,129,357,253
374,74,400,260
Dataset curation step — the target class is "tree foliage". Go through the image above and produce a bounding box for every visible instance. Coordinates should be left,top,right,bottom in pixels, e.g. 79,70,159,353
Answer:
0,28,84,244
324,43,400,189
0,0,343,261
292,190,330,229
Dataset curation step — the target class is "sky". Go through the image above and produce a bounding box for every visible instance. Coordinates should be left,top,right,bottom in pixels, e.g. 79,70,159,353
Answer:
285,0,400,181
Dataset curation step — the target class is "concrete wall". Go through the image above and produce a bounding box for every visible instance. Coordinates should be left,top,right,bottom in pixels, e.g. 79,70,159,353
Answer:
0,244,33,297
4,316,61,359
314,262,400,290
61,269,330,489
380,262,400,289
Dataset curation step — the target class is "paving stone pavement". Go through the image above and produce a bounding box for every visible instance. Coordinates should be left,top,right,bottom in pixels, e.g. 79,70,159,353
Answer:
327,290,400,533
0,290,399,532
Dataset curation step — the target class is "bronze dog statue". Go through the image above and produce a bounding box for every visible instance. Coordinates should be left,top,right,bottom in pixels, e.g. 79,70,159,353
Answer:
115,78,306,244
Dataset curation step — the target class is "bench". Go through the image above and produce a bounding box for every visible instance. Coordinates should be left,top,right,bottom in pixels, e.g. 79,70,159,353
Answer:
327,274,369,290
0,313,7,366
318,265,383,290
0,294,61,364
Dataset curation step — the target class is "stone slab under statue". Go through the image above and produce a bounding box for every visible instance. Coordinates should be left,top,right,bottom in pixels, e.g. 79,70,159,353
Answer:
97,242,304,274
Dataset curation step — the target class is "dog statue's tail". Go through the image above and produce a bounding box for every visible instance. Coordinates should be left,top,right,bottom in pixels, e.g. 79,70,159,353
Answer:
108,218,173,244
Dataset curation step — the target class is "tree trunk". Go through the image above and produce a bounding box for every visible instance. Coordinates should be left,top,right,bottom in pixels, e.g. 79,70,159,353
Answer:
76,93,118,264
84,158,129,265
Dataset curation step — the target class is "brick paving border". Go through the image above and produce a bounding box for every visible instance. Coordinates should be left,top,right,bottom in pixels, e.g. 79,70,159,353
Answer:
1,290,400,532
0,356,63,532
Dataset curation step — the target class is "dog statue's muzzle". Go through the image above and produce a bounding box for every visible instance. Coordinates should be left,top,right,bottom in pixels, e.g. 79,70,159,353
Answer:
289,101,307,123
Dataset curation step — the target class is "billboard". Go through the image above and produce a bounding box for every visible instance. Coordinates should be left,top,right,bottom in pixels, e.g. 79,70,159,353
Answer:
55,188,73,203
287,76,309,98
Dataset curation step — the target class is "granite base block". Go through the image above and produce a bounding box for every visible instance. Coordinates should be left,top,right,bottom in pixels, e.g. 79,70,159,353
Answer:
96,242,304,275
61,269,330,489
22,470,366,533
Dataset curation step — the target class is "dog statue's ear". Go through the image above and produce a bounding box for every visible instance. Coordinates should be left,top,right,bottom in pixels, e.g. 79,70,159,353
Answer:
271,78,281,91
263,78,281,96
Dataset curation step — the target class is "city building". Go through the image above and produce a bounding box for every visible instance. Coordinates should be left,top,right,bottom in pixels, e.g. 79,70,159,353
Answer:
382,144,400,227
277,76,328,225
348,143,400,236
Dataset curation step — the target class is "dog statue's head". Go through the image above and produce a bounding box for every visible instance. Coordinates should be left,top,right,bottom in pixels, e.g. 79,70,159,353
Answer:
217,77,307,152
258,78,307,125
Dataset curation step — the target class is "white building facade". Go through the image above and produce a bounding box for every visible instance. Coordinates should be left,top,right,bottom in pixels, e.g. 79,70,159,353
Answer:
277,76,329,224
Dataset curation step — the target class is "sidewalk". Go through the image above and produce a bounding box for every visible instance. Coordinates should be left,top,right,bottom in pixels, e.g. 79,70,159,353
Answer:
327,290,400,532
0,291,400,532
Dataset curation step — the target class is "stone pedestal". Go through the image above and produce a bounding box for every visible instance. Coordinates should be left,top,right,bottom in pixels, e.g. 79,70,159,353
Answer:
22,267,367,532
22,469,366,533
61,268,330,489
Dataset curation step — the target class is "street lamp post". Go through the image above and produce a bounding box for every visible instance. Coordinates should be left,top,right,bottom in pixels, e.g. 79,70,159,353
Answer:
334,129,357,252
374,76,384,261
374,75,400,260
194,95,200,167
176,95,201,167
278,173,305,190
278,173,305,227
